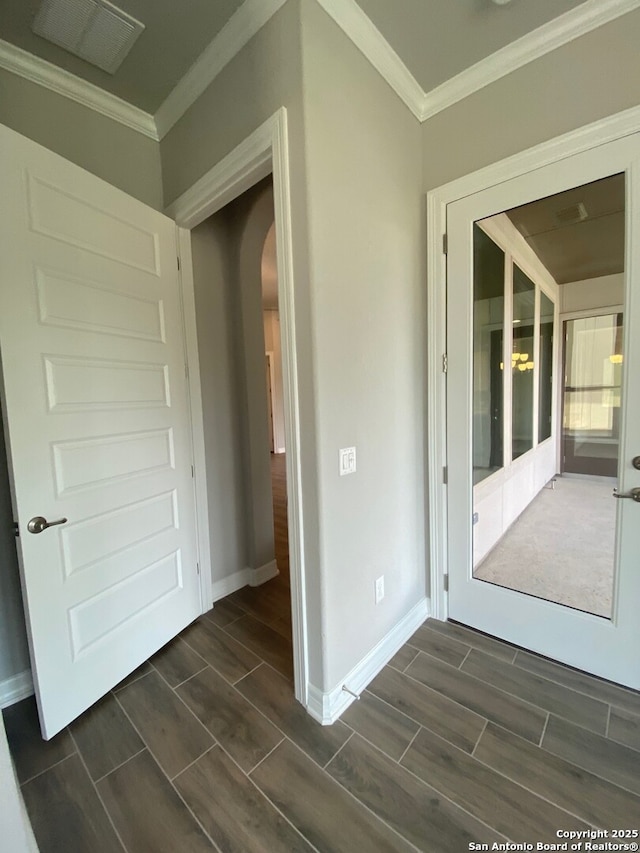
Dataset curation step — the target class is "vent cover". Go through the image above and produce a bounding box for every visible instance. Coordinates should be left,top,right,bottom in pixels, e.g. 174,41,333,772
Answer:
32,0,144,74
555,202,588,226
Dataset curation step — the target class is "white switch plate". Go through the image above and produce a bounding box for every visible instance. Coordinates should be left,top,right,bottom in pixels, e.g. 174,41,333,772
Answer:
375,575,384,604
339,446,356,476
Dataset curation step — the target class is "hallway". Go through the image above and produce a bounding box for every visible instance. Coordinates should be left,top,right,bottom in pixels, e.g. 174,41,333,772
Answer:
224,453,293,655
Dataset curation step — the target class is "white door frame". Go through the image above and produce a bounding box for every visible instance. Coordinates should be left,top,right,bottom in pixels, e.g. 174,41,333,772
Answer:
426,104,640,622
166,108,309,707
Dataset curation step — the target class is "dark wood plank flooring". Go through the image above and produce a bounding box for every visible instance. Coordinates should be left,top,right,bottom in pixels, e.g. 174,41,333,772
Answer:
4,454,640,850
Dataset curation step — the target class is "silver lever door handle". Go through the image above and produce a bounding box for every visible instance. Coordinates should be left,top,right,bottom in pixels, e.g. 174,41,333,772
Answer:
613,488,640,502
27,516,68,534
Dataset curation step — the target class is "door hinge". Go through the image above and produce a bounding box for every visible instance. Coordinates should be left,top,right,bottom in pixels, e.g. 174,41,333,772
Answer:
177,255,181,270
442,466,448,485
13,521,19,537
191,465,194,478
196,562,200,575
442,233,448,255
442,353,448,374
443,575,449,592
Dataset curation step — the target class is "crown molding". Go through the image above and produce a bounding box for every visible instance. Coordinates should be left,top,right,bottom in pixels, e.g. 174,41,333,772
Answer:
0,39,158,140
420,0,640,121
314,0,425,121
154,0,288,140
2,0,638,144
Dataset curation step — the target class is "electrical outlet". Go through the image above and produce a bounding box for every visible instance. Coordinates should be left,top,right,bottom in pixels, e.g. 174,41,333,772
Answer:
339,446,356,476
375,575,384,604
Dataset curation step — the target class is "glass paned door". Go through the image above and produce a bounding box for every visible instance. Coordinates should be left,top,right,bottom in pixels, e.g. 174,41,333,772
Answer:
445,135,640,689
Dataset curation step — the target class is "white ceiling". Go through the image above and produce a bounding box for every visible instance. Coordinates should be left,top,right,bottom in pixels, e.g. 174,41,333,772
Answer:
0,0,592,114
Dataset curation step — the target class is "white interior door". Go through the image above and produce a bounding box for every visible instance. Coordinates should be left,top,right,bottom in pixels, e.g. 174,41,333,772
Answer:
0,125,202,737
446,133,640,689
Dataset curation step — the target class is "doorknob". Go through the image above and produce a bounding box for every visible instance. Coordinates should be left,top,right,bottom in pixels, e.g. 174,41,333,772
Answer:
27,516,68,534
632,456,640,470
613,488,640,503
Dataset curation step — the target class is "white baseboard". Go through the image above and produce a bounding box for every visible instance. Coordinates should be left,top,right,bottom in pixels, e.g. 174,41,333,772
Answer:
210,560,280,603
0,670,34,709
249,559,279,586
275,447,286,454
307,597,429,725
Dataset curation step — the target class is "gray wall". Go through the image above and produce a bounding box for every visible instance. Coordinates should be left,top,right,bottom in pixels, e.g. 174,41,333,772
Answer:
300,0,426,690
160,0,325,688
165,0,428,693
421,9,640,192
226,181,276,572
163,0,427,694
190,179,277,594
190,213,248,587
0,68,163,209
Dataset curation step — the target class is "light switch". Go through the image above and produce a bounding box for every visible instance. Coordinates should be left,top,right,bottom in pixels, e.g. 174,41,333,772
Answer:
339,446,356,476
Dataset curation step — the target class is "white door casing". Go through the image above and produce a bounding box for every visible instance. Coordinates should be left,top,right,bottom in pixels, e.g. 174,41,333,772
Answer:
444,133,640,688
0,124,202,738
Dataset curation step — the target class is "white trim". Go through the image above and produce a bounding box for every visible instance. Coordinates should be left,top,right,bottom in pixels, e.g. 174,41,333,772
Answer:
164,112,273,223
427,105,640,624
306,597,429,725
154,0,287,139
0,39,158,140
432,105,640,205
177,226,213,610
420,0,640,121
211,560,279,601
211,568,250,601
314,0,425,121
0,670,34,709
249,559,279,586
167,107,310,710
3,0,639,141
560,305,625,321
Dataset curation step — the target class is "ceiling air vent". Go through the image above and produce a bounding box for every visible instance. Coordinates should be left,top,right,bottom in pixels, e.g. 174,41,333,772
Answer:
554,202,588,226
32,0,145,74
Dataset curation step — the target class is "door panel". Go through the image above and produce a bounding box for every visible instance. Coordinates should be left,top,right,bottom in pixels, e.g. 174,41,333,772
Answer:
446,135,640,689
0,124,201,737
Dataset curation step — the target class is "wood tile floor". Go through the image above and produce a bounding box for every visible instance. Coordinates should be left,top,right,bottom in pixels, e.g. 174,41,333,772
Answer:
6,617,640,852
4,454,640,851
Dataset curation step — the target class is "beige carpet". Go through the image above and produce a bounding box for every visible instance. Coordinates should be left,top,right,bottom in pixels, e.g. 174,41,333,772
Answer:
473,477,616,618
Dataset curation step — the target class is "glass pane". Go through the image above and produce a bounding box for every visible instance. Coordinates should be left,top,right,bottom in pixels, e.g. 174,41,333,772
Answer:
563,314,623,477
471,173,624,620
473,225,504,485
538,292,554,442
511,266,535,460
